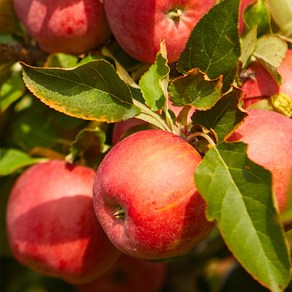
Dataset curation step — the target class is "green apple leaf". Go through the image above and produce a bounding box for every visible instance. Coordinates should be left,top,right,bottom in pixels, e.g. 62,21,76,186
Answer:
168,68,223,110
240,27,257,69
0,67,26,113
21,60,140,123
67,127,110,163
253,35,288,83
0,148,46,176
178,0,240,92
191,88,247,143
139,43,170,111
46,53,79,68
195,142,291,291
243,0,271,37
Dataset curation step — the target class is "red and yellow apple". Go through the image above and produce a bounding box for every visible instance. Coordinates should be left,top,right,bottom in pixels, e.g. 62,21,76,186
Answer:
228,109,292,212
104,0,216,63
6,160,120,284
93,129,214,260
240,49,292,108
76,254,167,292
13,0,111,54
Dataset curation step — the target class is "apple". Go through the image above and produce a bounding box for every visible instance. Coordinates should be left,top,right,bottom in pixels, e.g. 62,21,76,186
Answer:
240,49,292,108
13,0,111,54
104,0,216,63
93,129,214,260
75,253,167,292
228,109,292,212
6,160,120,284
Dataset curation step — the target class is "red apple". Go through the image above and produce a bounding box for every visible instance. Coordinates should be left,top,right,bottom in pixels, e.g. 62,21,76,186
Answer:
241,49,292,107
13,0,111,54
6,160,120,284
93,129,214,260
75,254,167,292
104,0,216,63
228,109,292,212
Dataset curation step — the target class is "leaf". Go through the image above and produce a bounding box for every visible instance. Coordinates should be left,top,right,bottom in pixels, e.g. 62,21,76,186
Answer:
253,35,288,83
21,60,140,123
0,148,45,176
195,142,291,291
67,127,110,163
139,42,170,111
178,0,241,92
0,0,21,35
46,53,79,68
0,67,26,113
168,68,223,110
191,87,247,143
240,27,257,69
243,0,271,37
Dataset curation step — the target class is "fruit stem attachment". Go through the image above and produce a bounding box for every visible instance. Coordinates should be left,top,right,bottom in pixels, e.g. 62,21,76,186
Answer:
185,132,216,148
113,207,126,220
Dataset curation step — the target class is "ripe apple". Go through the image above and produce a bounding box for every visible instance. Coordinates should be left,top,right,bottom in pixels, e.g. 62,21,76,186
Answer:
75,254,167,292
228,109,292,212
240,49,292,107
104,0,216,63
6,160,120,284
93,129,214,260
13,0,111,54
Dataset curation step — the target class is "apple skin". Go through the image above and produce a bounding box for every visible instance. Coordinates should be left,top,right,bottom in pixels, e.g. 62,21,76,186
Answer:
75,254,167,292
6,160,120,284
228,109,292,212
241,49,292,107
104,0,216,63
93,129,214,260
13,0,111,54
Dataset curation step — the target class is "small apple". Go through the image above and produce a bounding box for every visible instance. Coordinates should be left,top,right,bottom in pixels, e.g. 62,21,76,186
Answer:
228,109,292,212
75,254,167,292
13,0,111,54
240,49,292,108
93,129,214,260
104,0,216,63
6,160,120,284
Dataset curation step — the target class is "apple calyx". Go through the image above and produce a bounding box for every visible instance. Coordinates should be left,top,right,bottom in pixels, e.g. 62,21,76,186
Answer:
113,207,126,220
168,8,183,22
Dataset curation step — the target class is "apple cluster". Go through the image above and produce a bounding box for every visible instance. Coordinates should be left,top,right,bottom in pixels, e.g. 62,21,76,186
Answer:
5,0,292,290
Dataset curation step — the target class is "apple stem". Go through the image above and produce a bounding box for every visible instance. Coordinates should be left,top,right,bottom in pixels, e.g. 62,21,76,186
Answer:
185,132,216,148
113,207,126,220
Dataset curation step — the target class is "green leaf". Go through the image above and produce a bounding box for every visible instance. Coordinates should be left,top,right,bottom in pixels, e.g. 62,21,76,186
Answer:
178,0,241,92
0,64,26,113
67,127,110,163
243,0,271,37
195,142,291,291
253,35,288,83
0,148,45,176
191,88,247,143
240,27,257,69
139,43,170,111
21,60,140,123
168,68,223,110
46,53,79,68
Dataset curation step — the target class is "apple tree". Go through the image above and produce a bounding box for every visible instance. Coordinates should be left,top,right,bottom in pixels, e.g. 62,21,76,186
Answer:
1,0,292,291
